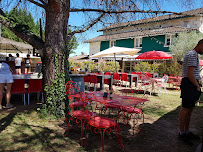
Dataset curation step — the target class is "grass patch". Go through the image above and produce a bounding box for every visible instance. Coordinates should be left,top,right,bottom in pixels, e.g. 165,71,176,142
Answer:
0,111,85,152
136,89,182,119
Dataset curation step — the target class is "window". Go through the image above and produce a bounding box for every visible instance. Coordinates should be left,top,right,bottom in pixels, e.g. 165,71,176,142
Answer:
134,37,142,48
165,34,175,46
110,40,116,47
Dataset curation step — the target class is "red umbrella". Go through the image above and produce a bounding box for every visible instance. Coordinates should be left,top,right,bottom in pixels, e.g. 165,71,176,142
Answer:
136,51,172,75
199,60,203,66
136,51,172,60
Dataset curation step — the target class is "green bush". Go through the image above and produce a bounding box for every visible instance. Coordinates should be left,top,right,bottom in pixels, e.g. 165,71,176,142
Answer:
133,61,182,76
98,61,120,72
70,60,120,72
133,61,152,73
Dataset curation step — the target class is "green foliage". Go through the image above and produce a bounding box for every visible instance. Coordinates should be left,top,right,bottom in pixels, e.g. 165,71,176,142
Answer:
170,31,203,61
98,60,120,72
38,54,66,119
67,29,79,54
158,62,168,76
1,9,42,42
82,61,96,71
167,61,182,77
133,61,182,76
158,61,182,77
70,60,120,72
133,61,152,73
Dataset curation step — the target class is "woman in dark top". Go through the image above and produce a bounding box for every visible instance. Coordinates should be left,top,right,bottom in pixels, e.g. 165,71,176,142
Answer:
24,54,32,74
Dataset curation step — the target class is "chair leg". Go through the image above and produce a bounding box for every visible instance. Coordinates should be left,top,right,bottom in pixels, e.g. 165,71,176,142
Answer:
94,84,96,92
28,93,30,105
37,92,40,101
23,94,26,105
42,92,44,103
100,128,105,152
64,117,73,137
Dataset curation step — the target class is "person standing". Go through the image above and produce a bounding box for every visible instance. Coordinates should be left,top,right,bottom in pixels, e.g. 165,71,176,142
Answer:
0,58,14,109
24,54,32,74
179,39,203,143
15,53,22,74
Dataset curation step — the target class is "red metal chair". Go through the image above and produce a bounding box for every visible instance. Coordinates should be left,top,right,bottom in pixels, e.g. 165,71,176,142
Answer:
121,73,129,87
82,94,124,152
64,82,95,146
144,72,152,78
64,81,84,120
120,106,144,136
11,79,26,105
27,79,44,105
104,72,111,84
113,72,120,85
83,75,90,91
89,74,98,91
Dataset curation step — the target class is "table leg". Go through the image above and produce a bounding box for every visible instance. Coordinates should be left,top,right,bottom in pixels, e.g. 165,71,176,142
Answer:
100,76,104,90
130,75,133,88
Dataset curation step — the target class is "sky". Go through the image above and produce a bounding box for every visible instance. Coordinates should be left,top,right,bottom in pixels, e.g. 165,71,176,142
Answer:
68,1,203,57
1,0,203,57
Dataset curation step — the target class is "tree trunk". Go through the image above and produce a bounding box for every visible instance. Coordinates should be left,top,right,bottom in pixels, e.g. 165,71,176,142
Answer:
42,0,70,97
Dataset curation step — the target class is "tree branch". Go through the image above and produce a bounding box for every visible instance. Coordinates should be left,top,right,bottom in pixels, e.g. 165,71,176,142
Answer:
70,8,195,16
0,9,44,50
71,13,105,35
39,0,47,5
27,0,45,9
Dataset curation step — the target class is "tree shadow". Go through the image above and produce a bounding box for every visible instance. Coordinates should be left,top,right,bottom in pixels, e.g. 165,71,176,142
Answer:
64,105,203,152
0,113,83,152
0,113,16,133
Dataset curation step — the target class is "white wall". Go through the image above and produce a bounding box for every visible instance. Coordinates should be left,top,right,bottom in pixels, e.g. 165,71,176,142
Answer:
89,42,100,55
103,16,203,35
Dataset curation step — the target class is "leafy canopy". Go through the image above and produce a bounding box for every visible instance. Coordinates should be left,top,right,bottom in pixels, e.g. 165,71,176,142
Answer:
170,31,203,61
1,9,40,42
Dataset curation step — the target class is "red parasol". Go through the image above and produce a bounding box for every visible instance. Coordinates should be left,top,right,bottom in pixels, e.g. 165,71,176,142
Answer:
136,51,172,60
199,60,203,66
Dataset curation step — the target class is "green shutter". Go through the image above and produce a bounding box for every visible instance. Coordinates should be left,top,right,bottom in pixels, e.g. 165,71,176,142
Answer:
100,41,109,51
141,35,169,53
116,39,134,48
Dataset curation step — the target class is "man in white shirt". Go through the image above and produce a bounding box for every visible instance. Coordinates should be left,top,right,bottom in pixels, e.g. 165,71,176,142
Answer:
15,53,22,74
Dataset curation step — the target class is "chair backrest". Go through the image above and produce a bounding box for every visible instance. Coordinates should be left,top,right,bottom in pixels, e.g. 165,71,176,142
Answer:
131,72,137,81
104,72,111,84
65,81,80,97
83,75,90,83
11,79,25,94
89,74,97,84
121,73,128,81
28,79,43,93
163,75,169,83
144,72,152,78
65,81,82,112
104,72,111,75
169,74,176,77
113,73,120,80
133,72,143,79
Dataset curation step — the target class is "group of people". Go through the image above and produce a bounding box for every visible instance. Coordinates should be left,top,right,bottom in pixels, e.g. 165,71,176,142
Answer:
13,53,32,74
0,53,33,110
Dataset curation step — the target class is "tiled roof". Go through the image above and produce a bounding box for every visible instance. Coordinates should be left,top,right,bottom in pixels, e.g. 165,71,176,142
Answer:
0,37,33,50
98,7,203,31
69,55,89,61
84,26,197,43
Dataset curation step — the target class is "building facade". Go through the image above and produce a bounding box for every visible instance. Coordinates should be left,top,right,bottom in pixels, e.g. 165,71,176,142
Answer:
85,8,203,56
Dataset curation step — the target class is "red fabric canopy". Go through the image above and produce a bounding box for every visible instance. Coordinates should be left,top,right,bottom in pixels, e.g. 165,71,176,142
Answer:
136,51,172,60
199,60,203,66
